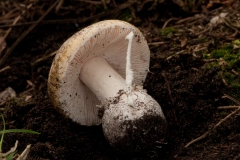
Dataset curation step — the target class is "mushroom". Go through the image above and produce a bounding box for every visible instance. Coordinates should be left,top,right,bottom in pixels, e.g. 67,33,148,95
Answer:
48,20,167,152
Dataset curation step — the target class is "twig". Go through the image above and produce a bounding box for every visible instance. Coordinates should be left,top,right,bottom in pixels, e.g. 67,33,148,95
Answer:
175,16,195,24
231,69,239,76
203,59,218,62
77,0,103,4
218,106,240,109
1,140,18,157
185,106,240,148
0,0,60,68
148,41,168,46
166,50,184,60
194,27,211,36
221,17,240,34
0,66,11,73
193,47,207,52
222,94,240,105
101,0,108,9
16,144,31,160
31,50,57,66
222,78,228,86
0,8,18,21
55,0,64,13
162,18,179,29
185,95,240,148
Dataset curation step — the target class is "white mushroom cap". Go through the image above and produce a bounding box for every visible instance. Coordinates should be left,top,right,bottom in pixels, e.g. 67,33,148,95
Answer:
48,20,150,126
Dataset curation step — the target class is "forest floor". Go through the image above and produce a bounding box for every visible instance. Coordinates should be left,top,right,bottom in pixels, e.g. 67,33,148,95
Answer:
0,0,239,159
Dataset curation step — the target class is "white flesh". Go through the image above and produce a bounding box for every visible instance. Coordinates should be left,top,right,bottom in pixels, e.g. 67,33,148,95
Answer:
79,56,127,102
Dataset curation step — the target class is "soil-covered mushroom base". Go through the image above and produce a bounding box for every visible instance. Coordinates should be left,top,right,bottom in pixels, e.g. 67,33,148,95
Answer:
102,89,167,153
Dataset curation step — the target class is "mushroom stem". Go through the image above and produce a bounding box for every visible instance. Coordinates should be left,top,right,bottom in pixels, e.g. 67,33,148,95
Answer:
125,31,134,107
80,56,126,103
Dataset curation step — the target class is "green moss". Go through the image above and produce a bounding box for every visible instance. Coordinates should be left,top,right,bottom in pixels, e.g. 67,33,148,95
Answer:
203,53,209,59
211,49,228,58
206,43,240,69
159,27,177,36
204,41,240,100
206,62,219,69
222,72,238,86
231,82,240,89
233,39,240,47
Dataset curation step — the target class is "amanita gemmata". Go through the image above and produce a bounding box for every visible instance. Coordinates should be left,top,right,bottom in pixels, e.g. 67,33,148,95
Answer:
48,20,167,152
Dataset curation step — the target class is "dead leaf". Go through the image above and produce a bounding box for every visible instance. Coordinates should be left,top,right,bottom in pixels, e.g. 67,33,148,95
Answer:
181,38,187,48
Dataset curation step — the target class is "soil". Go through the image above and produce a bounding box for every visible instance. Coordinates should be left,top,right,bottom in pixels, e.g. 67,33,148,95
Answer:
0,1,239,160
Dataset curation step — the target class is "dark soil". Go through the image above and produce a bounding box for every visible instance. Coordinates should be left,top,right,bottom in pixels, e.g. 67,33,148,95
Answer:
0,1,239,159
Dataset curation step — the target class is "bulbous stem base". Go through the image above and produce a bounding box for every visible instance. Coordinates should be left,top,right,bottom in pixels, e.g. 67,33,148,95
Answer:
102,87,167,153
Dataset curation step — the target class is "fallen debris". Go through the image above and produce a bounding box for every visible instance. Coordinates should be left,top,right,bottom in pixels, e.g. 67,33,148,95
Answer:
0,87,16,106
